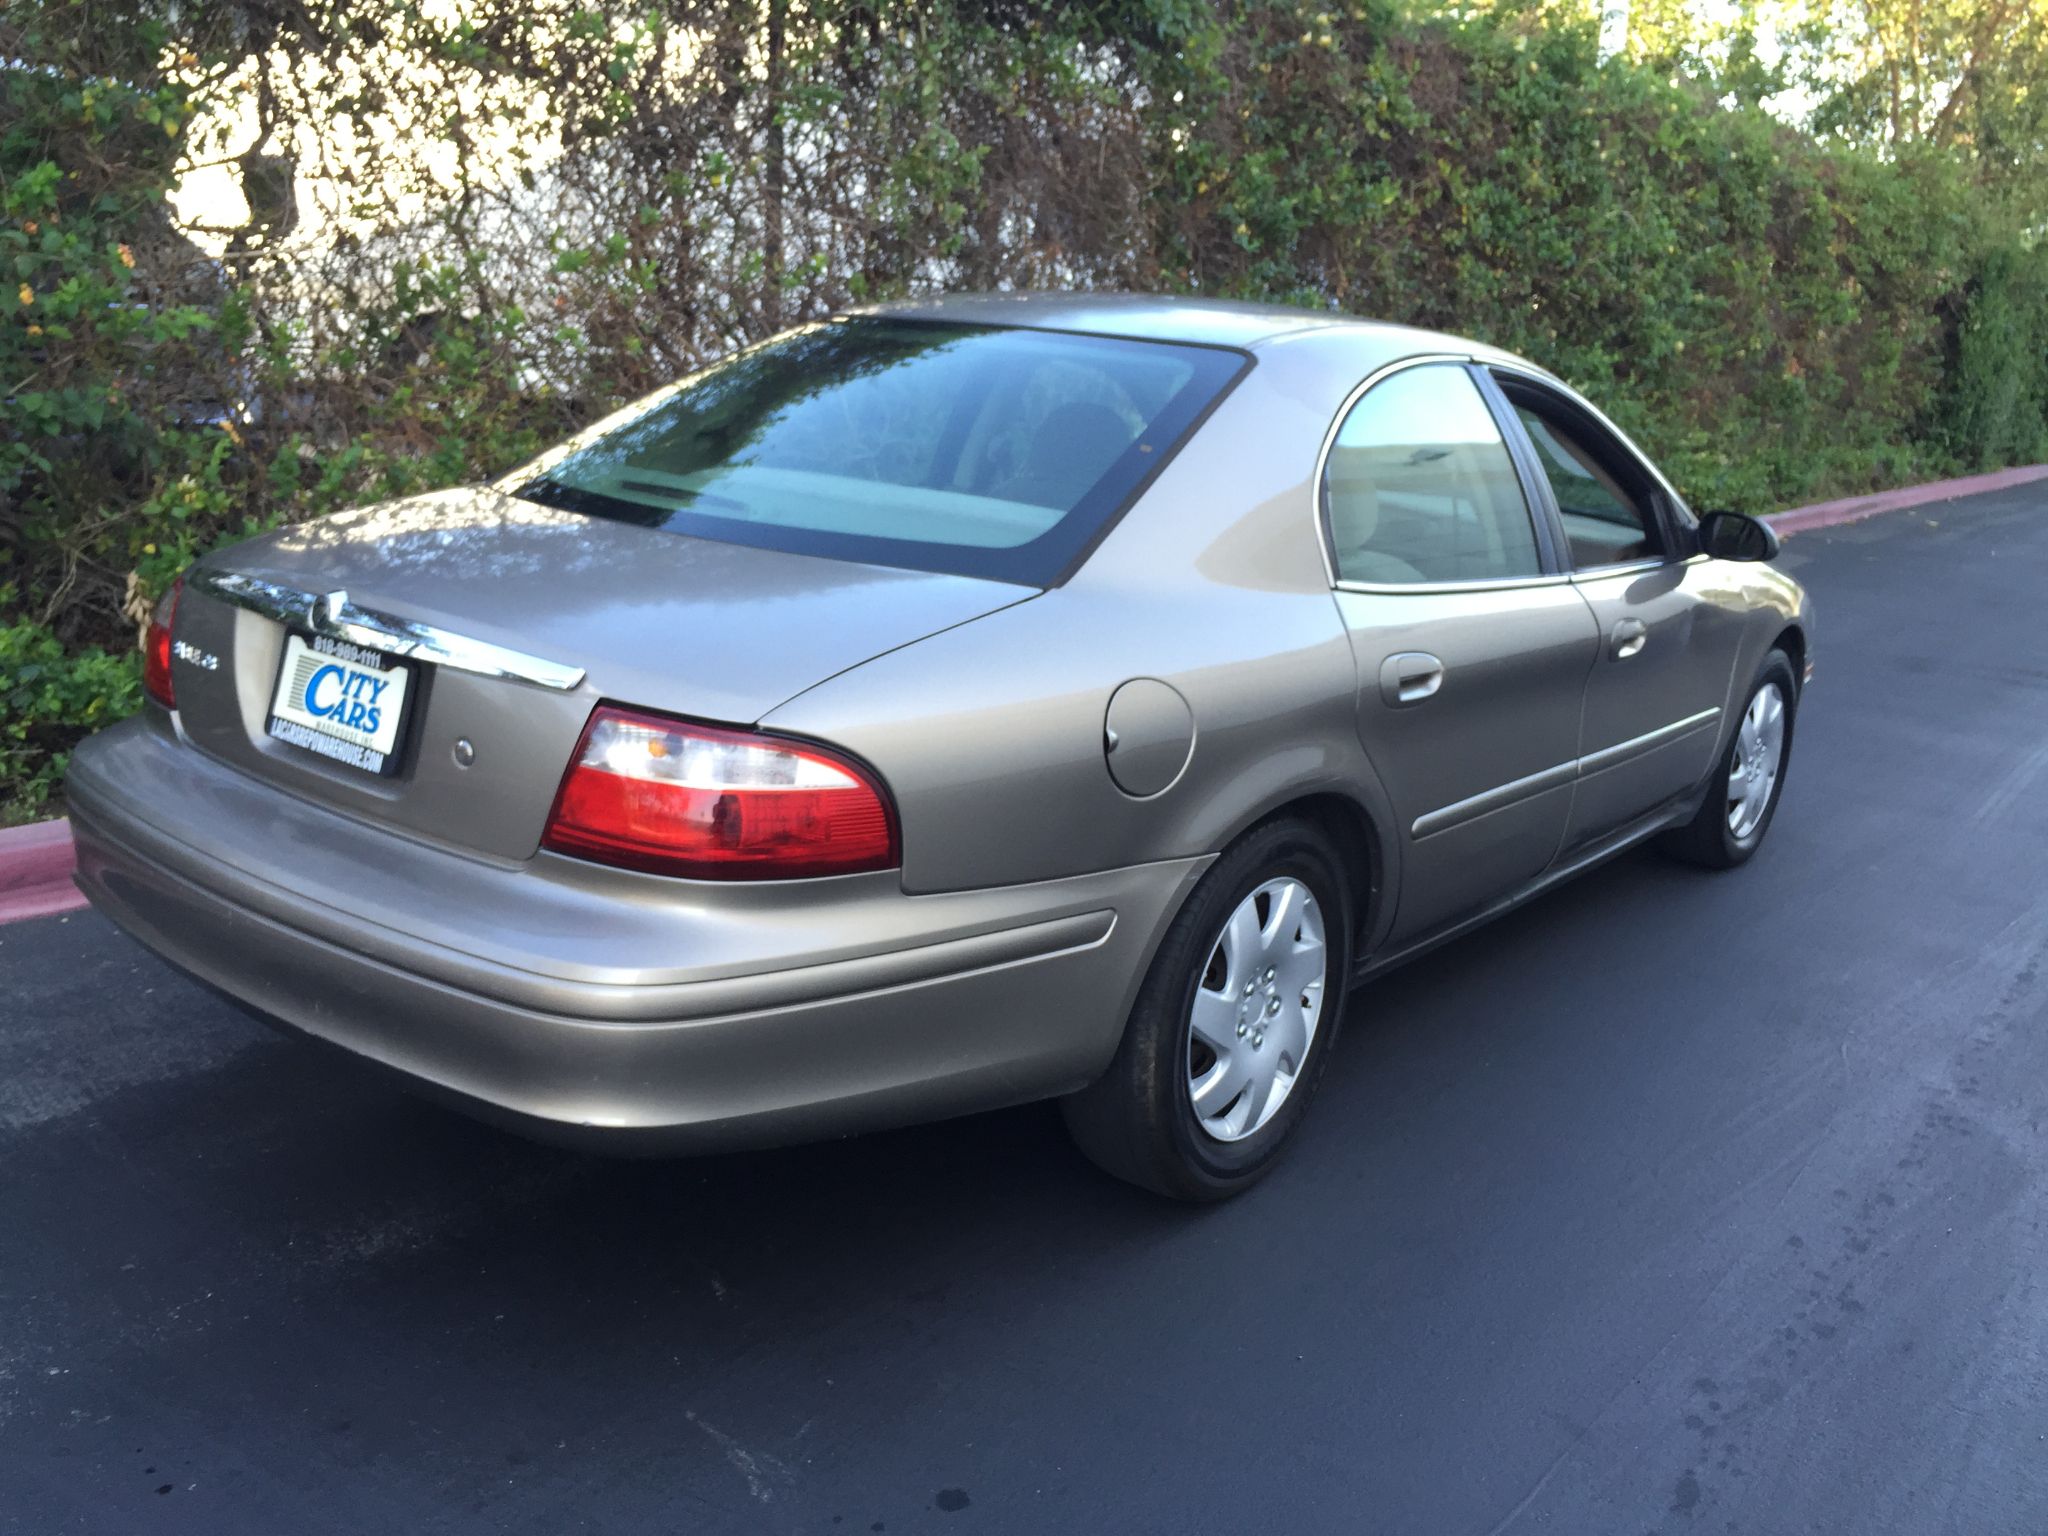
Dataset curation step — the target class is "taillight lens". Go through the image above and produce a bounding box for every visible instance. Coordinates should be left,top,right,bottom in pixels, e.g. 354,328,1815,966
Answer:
142,577,182,710
541,706,899,880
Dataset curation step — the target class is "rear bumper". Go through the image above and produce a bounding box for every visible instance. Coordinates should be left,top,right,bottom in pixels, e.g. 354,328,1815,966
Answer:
68,718,1206,1150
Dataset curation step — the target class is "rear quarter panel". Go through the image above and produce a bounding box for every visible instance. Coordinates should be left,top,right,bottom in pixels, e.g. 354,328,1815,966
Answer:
762,339,1403,908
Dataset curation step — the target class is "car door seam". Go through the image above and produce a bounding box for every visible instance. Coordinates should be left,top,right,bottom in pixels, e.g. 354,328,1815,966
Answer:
1575,707,1722,776
1411,706,1723,838
1411,759,1579,839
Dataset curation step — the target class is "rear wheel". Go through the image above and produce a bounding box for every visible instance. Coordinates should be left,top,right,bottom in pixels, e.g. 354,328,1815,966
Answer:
1062,817,1351,1200
1661,648,1797,869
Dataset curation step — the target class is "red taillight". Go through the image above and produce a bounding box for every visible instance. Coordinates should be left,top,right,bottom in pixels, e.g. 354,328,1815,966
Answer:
142,577,182,710
541,706,899,880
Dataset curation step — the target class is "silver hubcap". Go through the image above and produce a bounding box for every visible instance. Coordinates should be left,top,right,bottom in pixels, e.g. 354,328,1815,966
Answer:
1726,681,1787,840
1186,878,1327,1143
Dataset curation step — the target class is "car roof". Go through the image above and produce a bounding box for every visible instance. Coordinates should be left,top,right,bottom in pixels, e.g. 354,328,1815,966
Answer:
849,291,1498,357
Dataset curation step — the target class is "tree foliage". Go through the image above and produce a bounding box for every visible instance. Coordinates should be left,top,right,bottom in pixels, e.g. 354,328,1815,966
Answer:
1608,0,2048,225
1789,0,2048,181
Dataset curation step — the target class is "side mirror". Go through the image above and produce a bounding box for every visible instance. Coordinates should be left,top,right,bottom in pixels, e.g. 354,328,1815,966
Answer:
1696,509,1781,563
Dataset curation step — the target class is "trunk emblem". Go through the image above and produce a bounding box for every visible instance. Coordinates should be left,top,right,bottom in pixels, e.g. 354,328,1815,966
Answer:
319,589,350,627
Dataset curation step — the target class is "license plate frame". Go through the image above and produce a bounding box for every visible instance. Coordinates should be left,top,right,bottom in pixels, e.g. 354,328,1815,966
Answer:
265,630,419,778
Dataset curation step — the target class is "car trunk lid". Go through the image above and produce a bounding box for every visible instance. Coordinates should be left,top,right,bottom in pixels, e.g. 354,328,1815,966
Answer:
168,488,1032,861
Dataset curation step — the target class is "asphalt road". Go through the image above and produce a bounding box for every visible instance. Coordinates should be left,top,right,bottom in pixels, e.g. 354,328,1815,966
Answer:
6,485,2048,1535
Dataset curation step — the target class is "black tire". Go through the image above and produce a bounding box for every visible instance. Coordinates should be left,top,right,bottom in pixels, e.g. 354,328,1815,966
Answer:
1061,816,1353,1201
1660,648,1799,870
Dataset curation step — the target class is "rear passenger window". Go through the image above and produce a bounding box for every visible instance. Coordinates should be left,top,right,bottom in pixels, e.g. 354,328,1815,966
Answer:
1323,365,1542,586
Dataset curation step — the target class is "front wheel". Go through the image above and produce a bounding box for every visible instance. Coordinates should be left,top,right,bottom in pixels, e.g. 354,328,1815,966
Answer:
1061,817,1352,1201
1661,648,1798,869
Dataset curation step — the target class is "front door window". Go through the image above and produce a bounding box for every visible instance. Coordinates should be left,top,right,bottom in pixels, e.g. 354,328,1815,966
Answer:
1505,396,1663,569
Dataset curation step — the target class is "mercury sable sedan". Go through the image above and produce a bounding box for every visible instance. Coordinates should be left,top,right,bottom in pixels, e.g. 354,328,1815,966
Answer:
69,294,1811,1199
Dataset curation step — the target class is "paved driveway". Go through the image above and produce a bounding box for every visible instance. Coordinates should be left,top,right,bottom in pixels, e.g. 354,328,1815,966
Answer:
5,486,2047,1534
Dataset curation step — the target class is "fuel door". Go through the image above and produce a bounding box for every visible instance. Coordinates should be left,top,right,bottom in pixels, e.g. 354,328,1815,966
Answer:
1103,678,1195,798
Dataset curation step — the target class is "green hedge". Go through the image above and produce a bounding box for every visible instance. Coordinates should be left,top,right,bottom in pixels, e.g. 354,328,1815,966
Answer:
1,600,140,824
1151,5,2044,509
2,0,2044,821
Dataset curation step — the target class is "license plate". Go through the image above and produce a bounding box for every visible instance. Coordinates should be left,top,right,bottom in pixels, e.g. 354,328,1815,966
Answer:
266,631,415,776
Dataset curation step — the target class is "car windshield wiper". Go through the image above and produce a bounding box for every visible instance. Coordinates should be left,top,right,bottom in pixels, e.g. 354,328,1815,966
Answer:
618,480,750,514
519,474,750,518
514,475,613,515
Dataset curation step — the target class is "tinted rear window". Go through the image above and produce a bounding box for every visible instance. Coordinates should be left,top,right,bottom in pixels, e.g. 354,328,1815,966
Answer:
514,319,1246,585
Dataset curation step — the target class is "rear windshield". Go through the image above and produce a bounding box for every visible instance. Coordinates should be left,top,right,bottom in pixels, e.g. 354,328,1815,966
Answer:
513,318,1247,585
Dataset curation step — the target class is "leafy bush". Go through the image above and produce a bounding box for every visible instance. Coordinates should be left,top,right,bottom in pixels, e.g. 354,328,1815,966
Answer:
0,600,139,823
2,13,244,649
1944,244,2048,471
2,0,2045,823
1150,5,2018,510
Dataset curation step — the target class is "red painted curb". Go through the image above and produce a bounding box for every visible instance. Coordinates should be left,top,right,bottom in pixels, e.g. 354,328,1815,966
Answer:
1766,464,2048,536
0,818,87,925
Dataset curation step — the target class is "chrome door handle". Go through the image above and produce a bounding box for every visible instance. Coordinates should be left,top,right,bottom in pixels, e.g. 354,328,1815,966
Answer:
1379,651,1445,707
1610,619,1647,661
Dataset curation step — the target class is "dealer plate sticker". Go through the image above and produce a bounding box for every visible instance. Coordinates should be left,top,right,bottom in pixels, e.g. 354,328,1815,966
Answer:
266,632,413,775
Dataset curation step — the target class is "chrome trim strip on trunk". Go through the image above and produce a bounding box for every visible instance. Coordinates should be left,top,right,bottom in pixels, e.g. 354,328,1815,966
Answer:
1412,706,1722,838
188,568,587,692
